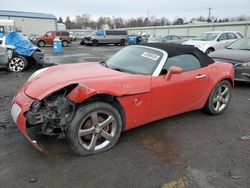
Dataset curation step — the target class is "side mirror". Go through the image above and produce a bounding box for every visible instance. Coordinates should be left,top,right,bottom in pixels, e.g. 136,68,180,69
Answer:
217,38,222,42
165,66,183,81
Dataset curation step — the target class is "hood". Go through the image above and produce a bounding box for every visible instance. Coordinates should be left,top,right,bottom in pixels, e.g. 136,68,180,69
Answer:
24,62,151,100
209,48,250,63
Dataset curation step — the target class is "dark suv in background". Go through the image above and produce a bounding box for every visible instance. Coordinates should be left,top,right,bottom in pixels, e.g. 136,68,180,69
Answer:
31,31,71,47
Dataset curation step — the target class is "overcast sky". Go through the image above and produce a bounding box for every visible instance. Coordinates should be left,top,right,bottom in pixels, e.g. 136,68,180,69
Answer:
1,0,250,21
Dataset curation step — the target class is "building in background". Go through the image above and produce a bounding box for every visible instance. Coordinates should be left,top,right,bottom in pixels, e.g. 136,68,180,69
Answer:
0,10,57,36
57,23,66,31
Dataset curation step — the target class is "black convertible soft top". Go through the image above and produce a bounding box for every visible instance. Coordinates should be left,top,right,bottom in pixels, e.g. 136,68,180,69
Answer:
139,43,215,67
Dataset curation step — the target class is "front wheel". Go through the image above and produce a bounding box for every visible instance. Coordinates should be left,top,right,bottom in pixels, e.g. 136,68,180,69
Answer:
120,39,126,46
7,55,28,72
203,80,231,115
37,40,45,47
66,102,122,156
80,39,85,45
92,40,98,46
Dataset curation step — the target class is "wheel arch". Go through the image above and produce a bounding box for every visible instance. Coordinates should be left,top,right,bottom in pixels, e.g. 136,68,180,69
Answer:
206,47,215,53
203,77,233,108
77,93,127,130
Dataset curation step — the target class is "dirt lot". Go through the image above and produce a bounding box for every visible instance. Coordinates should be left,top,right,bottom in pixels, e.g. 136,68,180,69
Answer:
0,43,249,188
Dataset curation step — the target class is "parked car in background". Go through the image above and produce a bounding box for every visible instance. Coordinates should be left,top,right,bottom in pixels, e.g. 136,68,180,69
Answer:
28,34,39,41
0,32,45,72
183,31,243,54
0,44,9,66
81,29,128,46
69,32,76,41
31,31,71,47
11,43,234,155
209,37,250,82
147,35,162,43
162,35,187,44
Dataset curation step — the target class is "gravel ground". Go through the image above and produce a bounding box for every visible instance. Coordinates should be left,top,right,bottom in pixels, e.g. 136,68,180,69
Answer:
0,43,249,188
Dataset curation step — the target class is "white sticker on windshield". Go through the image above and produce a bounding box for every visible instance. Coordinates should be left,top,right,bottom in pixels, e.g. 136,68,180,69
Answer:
141,52,160,61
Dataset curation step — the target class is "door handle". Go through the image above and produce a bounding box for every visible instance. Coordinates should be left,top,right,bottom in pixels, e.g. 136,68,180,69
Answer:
196,74,207,79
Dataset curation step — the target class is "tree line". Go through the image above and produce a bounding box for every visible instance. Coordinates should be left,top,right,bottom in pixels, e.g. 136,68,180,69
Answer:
57,14,250,30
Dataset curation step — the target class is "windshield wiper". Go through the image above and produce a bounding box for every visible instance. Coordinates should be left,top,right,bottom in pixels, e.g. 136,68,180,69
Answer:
238,49,250,51
100,61,108,68
112,68,125,72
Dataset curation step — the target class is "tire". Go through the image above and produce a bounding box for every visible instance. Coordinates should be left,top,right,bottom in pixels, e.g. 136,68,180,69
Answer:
37,40,45,47
80,39,85,45
7,55,28,72
120,39,126,46
92,40,98,46
62,40,68,47
205,48,214,54
66,102,122,156
203,80,231,115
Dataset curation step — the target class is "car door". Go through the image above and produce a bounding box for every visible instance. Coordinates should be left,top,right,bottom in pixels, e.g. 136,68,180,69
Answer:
98,30,108,44
215,32,238,50
226,32,239,45
44,31,55,44
150,54,210,121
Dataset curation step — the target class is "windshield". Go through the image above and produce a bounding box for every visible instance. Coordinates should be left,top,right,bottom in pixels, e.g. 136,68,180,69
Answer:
193,33,219,41
227,38,250,50
148,36,162,42
106,46,163,75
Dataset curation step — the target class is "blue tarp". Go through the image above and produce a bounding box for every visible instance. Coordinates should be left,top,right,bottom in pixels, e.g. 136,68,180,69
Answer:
5,32,37,57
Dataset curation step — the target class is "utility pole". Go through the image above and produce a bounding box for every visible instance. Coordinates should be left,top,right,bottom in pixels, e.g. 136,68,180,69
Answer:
207,8,212,22
147,9,149,27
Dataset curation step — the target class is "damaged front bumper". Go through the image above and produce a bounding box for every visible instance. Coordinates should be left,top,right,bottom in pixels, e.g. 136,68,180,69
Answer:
11,84,77,153
11,90,44,152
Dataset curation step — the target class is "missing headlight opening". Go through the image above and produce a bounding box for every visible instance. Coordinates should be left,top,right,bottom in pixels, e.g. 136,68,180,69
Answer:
25,86,77,137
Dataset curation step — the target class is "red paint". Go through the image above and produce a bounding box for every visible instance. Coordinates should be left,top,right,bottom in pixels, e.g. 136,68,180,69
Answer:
12,61,234,151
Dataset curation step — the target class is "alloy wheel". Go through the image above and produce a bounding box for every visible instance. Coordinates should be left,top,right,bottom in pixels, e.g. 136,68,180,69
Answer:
78,110,116,151
212,84,230,113
9,57,25,72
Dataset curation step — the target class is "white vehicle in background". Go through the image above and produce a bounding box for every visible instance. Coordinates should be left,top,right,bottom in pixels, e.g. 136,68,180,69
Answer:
69,32,76,41
182,31,243,54
0,19,15,44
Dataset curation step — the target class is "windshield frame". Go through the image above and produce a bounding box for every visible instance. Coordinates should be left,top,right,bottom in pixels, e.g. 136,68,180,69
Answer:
106,45,168,76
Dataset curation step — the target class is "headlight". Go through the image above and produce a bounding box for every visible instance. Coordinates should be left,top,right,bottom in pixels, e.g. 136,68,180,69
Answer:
241,62,250,67
28,68,49,81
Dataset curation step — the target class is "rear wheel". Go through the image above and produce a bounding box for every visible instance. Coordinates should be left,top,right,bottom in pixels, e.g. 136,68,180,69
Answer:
203,80,231,115
62,40,68,47
37,40,45,47
66,102,122,156
7,55,28,72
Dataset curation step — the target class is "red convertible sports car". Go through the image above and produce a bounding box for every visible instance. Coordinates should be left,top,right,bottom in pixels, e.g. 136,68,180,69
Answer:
11,43,234,156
